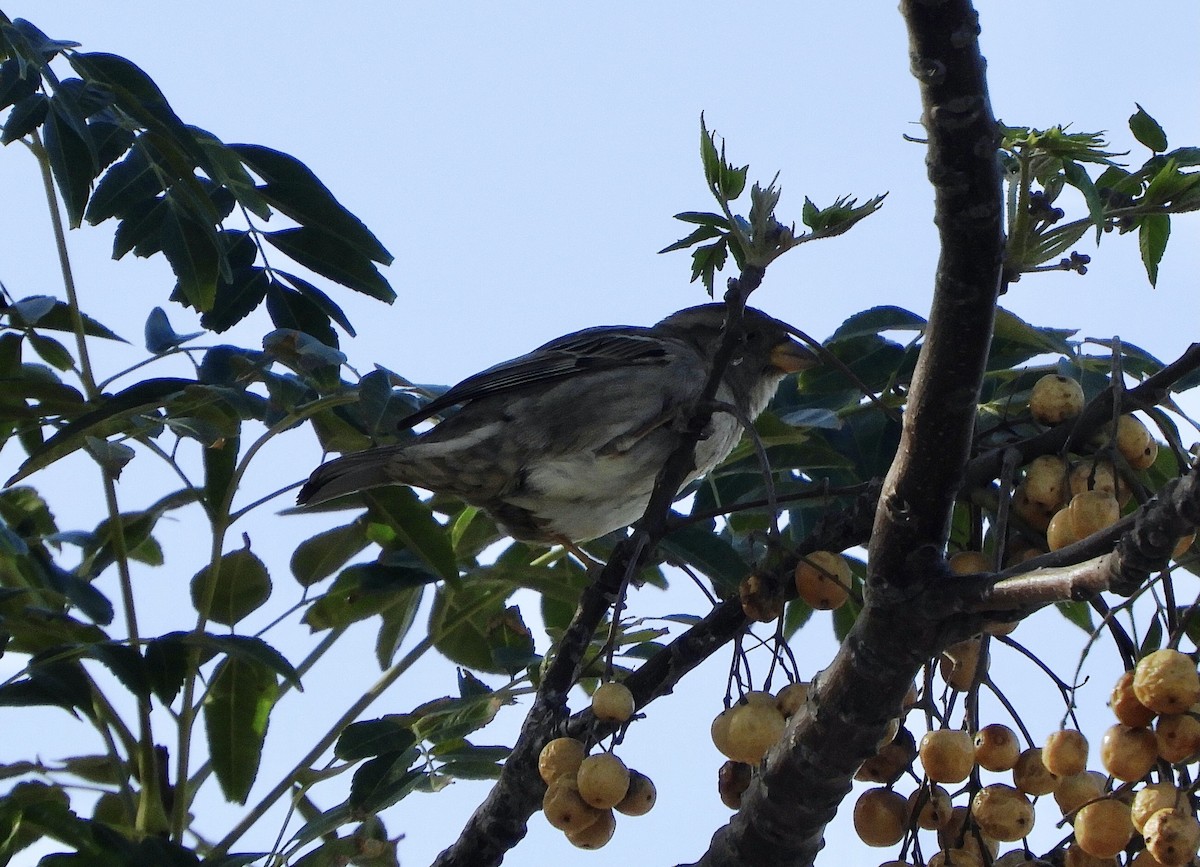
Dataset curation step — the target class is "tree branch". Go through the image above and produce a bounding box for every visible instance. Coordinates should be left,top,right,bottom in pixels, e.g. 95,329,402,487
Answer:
690,1,1005,863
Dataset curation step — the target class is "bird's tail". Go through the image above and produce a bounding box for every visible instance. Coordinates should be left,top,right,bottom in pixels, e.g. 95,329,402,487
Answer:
296,448,401,506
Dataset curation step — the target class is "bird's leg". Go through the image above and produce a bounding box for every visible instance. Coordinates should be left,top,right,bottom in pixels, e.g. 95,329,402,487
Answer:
554,537,607,574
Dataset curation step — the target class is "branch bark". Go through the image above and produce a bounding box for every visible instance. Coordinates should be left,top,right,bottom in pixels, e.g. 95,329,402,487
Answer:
690,1,1005,863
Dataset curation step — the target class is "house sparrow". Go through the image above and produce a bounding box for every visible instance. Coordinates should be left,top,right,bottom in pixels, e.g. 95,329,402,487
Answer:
297,304,816,544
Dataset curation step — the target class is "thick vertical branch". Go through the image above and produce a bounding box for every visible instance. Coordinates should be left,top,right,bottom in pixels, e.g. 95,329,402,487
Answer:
689,2,1004,864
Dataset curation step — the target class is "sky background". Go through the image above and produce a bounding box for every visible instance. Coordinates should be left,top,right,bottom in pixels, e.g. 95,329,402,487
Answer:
2,2,1199,865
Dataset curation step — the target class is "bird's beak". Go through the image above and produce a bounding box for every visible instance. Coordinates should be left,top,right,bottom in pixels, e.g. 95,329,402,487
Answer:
770,338,819,373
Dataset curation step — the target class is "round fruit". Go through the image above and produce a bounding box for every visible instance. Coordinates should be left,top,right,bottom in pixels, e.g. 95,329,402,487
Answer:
1013,480,1058,531
591,682,635,723
565,808,615,849
739,572,784,622
1074,798,1133,858
1116,414,1158,470
920,729,975,784
1046,508,1078,551
908,784,952,831
614,770,655,816
794,551,852,610
972,784,1035,842
940,638,983,692
1067,490,1121,539
775,682,809,718
1069,458,1131,506
1043,729,1089,777
1110,670,1157,728
1022,455,1069,512
856,726,917,785
576,753,630,809
543,776,602,831
711,707,737,757
717,760,752,809
949,550,991,574
538,737,587,785
1156,712,1200,763
929,849,984,867
1133,782,1184,834
1135,649,1200,715
1143,808,1200,866
975,723,1021,772
1012,747,1058,796
724,700,787,764
1030,374,1085,425
853,787,908,847
1099,723,1157,781
1053,771,1106,816
1064,844,1120,867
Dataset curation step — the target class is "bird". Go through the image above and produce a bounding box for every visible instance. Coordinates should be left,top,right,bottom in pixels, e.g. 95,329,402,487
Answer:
297,304,817,545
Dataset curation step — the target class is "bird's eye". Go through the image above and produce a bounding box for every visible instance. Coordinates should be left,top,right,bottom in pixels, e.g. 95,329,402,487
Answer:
731,356,744,367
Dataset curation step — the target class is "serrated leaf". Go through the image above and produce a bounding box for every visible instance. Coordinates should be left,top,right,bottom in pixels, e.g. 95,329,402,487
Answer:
231,144,393,265
85,141,163,224
1129,104,1168,153
145,633,190,704
186,632,301,689
1,92,47,144
6,377,194,484
42,101,96,228
265,227,395,303
190,548,271,626
264,280,337,347
161,197,220,311
290,522,370,588
1138,213,1170,287
363,487,457,581
203,656,279,803
349,753,423,815
200,266,270,334
335,718,417,761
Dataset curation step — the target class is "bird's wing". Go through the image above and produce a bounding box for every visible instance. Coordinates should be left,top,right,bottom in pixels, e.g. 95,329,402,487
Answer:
395,326,676,429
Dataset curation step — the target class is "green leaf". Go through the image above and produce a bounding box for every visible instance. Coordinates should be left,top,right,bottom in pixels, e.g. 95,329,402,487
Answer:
190,547,272,626
429,581,518,674
658,525,750,593
145,633,190,704
6,377,193,484
290,521,370,587
85,141,164,224
265,279,337,347
203,432,239,516
265,227,396,303
657,224,723,255
335,718,417,761
276,271,355,335
86,642,151,701
363,487,457,582
1,93,47,144
28,332,73,370
1138,213,1170,287
231,144,393,264
349,752,423,815
830,306,926,341
375,584,424,667
161,197,220,311
1129,104,1168,153
143,306,200,353
203,656,279,803
187,632,301,689
201,265,270,334
1,296,125,342
1056,600,1094,632
42,102,96,228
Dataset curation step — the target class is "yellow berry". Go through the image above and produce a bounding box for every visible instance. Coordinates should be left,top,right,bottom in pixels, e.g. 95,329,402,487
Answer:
591,682,635,723
775,682,809,718
1116,414,1158,470
1143,808,1200,866
564,807,616,849
940,638,984,692
1133,782,1185,834
717,760,752,809
538,737,587,785
1012,747,1058,796
972,784,1035,842
1043,729,1089,777
614,770,655,816
1135,650,1200,715
543,776,602,831
1054,771,1106,817
1156,712,1200,764
949,550,992,574
576,753,630,809
974,723,1021,772
853,787,908,847
1067,490,1121,539
723,700,786,765
1030,374,1085,425
793,551,852,610
1111,670,1157,728
1022,455,1069,512
1099,723,1158,781
920,729,975,784
908,784,953,830
1074,798,1133,858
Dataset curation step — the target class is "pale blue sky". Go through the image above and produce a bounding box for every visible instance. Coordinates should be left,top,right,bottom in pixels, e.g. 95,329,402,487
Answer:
2,3,1198,865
